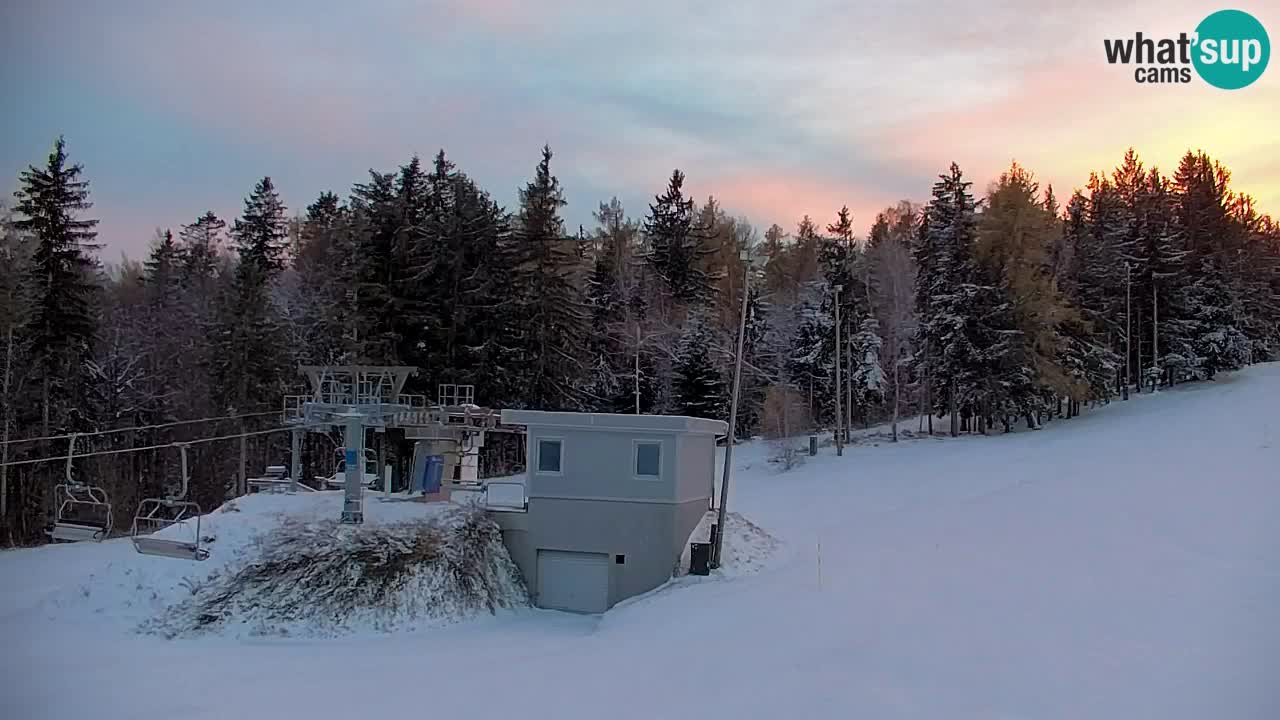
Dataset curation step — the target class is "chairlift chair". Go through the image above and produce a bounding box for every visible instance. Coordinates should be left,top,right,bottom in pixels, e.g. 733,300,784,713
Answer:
323,446,380,489
130,443,209,561
46,433,113,543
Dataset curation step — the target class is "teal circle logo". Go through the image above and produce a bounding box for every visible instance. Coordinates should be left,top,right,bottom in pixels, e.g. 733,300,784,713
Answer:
1193,10,1270,89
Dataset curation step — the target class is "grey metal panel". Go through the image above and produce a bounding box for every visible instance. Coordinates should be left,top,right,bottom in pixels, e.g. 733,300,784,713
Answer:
536,550,609,613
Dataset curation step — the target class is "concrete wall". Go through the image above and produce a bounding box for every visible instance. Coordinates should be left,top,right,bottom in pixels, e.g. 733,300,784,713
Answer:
675,434,717,505
527,428,677,502
499,496,698,609
498,421,719,612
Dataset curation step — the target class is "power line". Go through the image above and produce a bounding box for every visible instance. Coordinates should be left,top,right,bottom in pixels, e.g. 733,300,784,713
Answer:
0,409,282,447
0,423,323,470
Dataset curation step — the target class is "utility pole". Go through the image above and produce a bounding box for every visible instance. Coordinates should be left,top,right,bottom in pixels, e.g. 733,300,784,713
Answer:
290,427,302,493
1152,281,1159,393
1124,262,1131,400
833,284,843,456
635,323,641,414
846,333,854,439
712,249,751,569
231,405,246,497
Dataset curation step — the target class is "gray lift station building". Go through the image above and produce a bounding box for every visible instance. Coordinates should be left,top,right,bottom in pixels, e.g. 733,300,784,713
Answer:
495,410,727,614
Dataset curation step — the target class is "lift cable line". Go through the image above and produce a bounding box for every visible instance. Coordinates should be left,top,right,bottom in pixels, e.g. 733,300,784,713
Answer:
0,423,327,470
0,408,283,447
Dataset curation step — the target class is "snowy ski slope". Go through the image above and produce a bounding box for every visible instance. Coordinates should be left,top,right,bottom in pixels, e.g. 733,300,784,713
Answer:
3,363,1278,719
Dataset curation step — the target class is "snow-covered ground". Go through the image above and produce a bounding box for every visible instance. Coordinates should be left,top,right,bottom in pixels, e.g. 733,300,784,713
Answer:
4,364,1279,719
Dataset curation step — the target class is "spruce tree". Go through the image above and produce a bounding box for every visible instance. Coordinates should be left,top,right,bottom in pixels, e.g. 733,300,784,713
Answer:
508,146,589,410
850,316,885,407
672,317,727,419
786,284,835,424
408,150,513,402
12,136,100,433
178,211,227,291
1183,255,1250,379
1136,170,1193,383
292,192,354,364
584,198,640,412
349,170,403,362
212,177,289,417
644,170,716,304
916,163,984,434
142,230,184,314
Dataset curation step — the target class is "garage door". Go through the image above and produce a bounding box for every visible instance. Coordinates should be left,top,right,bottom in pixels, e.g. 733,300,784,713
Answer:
536,550,610,613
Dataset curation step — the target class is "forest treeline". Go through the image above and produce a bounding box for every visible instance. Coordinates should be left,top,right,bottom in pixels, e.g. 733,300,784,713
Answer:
2,138,1278,543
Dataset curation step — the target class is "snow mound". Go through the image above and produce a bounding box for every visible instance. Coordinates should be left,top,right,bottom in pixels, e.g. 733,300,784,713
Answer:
5,491,473,632
679,510,781,578
145,506,527,639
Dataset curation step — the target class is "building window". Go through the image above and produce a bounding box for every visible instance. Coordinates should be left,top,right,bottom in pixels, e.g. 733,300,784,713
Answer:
634,441,661,478
536,439,562,474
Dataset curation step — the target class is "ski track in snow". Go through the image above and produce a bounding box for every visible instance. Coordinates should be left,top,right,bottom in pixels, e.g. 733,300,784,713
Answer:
3,364,1279,719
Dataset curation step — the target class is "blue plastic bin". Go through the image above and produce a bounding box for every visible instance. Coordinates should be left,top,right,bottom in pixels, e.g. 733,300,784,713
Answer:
422,455,444,494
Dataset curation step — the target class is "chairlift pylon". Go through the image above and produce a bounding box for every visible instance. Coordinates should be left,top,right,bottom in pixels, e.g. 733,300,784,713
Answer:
46,433,113,543
130,443,209,561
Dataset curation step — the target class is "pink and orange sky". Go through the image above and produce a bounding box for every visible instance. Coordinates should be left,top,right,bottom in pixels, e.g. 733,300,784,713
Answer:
2,0,1277,260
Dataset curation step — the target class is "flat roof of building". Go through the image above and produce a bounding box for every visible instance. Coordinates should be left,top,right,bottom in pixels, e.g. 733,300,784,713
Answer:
500,410,728,436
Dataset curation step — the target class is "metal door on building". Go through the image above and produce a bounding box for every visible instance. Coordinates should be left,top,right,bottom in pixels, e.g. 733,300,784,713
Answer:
536,550,610,613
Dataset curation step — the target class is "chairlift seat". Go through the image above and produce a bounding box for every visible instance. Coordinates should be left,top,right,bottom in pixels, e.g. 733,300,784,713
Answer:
248,476,294,494
130,493,207,561
48,521,108,543
132,536,210,561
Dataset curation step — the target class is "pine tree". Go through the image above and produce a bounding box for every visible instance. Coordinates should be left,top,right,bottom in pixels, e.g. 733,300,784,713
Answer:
786,284,835,424
644,170,716,304
1056,191,1119,408
976,163,1081,423
348,170,402,362
142,229,184,314
12,136,100,433
408,151,514,402
508,146,590,410
1184,255,1250,379
178,211,227,291
916,163,984,435
584,198,642,412
672,317,727,419
212,177,289,418
1137,170,1193,383
761,223,790,302
292,192,355,364
850,316,885,404
586,198,634,336
822,206,859,328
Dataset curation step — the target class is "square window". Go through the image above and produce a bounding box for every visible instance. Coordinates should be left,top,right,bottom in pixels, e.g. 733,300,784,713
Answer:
615,554,626,565
635,442,661,478
537,439,562,474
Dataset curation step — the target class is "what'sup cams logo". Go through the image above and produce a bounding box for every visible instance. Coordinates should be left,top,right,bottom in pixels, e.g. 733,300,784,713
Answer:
1105,9,1270,88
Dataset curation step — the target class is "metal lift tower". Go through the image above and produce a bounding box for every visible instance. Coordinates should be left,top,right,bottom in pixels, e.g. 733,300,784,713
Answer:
284,366,424,523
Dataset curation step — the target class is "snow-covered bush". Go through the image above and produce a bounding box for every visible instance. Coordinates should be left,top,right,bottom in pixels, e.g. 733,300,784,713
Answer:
761,385,809,470
145,507,526,638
